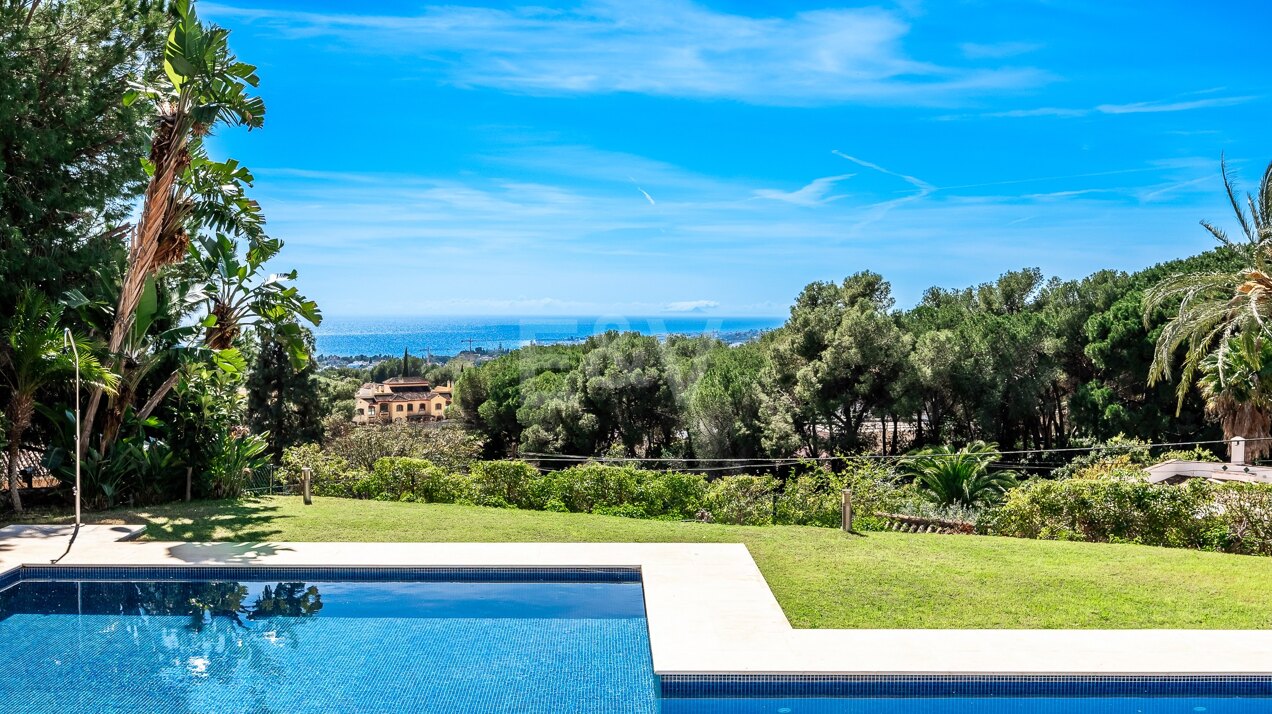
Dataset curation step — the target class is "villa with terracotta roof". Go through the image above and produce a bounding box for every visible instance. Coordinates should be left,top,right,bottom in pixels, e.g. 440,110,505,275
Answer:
353,376,453,424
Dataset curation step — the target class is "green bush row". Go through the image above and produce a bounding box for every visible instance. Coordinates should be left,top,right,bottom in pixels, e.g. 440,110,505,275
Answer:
983,477,1272,555
278,447,918,527
280,444,1272,555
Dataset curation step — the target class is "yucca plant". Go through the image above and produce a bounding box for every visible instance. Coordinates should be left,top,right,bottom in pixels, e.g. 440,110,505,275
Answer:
901,440,1018,509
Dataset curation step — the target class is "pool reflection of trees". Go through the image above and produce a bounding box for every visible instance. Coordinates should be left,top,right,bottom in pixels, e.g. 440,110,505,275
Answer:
0,581,326,690
0,580,324,630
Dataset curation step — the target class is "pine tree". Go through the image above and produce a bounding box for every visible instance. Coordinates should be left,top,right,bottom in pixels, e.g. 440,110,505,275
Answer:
0,0,167,313
247,324,324,460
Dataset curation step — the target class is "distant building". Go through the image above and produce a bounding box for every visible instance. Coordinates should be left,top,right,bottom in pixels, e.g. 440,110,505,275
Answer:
353,376,453,424
1143,437,1272,485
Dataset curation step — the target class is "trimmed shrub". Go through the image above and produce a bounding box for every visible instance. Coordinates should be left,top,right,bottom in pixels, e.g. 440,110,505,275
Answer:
1212,483,1272,555
984,478,1215,549
705,475,777,525
774,470,842,527
470,460,542,508
769,460,919,530
539,463,641,514
524,463,707,518
592,504,650,519
636,470,707,519
355,457,474,503
839,459,921,530
279,444,357,496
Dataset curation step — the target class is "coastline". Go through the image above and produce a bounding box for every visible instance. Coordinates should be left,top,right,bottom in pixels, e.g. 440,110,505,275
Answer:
312,315,785,359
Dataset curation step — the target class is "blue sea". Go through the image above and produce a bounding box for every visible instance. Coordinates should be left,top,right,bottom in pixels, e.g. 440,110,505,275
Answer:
312,316,785,357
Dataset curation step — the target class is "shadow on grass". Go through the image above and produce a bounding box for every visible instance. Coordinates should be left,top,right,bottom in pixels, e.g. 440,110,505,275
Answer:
33,498,295,543
140,499,291,542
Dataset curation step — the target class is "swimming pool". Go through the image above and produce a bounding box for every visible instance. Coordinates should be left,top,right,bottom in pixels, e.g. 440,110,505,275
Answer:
0,566,657,713
0,566,1268,713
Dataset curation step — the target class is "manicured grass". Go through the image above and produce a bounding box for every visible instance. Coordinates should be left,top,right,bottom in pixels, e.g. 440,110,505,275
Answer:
18,495,1272,630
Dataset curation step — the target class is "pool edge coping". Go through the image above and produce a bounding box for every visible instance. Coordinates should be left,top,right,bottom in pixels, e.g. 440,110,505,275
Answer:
2,529,1272,679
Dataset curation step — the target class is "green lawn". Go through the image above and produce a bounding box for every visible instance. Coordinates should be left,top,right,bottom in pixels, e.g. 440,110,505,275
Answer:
17,495,1272,630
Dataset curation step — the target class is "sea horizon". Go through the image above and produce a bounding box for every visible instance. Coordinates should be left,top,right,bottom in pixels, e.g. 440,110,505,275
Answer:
312,314,787,358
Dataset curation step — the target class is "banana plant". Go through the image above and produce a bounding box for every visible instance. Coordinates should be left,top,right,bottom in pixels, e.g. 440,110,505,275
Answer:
124,234,321,426
86,0,266,451
190,233,322,363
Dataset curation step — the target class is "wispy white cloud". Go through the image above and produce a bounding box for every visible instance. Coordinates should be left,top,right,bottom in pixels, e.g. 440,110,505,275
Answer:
203,0,1047,106
664,300,720,313
246,142,1232,315
1020,188,1119,200
830,151,935,231
1137,176,1213,202
941,93,1257,120
753,174,854,206
977,107,1089,119
959,41,1041,59
831,152,934,193
1095,96,1257,114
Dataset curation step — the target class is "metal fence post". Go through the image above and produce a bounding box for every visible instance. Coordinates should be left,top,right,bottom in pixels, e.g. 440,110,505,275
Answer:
302,467,313,505
841,488,853,533
185,467,192,502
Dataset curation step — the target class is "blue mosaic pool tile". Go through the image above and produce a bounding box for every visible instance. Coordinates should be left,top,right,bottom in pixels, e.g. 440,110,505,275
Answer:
660,674,1272,699
0,567,20,593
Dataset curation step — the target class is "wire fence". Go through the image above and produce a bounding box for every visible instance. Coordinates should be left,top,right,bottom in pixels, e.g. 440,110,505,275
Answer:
241,465,289,496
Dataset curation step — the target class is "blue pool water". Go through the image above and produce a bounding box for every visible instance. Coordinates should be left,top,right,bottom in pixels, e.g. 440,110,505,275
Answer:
0,574,657,713
1,569,1270,713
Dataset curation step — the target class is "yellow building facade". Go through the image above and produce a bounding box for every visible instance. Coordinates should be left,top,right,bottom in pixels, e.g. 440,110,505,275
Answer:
352,376,453,424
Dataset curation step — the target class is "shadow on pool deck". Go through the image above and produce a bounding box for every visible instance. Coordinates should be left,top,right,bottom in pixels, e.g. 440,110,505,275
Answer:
164,541,294,564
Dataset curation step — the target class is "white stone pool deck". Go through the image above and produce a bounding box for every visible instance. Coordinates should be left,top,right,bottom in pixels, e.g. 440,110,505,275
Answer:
3,524,1272,676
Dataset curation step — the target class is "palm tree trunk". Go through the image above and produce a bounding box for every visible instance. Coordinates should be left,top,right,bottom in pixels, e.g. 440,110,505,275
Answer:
78,388,102,458
98,378,138,454
6,430,23,513
85,110,190,455
5,396,32,513
137,370,181,421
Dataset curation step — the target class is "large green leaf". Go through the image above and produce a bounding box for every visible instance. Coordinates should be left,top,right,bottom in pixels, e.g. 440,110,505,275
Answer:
131,276,159,342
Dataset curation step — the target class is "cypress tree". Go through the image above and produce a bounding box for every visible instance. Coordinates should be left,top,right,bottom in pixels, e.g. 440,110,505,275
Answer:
247,324,324,460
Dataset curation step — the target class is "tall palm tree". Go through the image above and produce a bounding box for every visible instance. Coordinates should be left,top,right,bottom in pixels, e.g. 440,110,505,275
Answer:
1146,158,1272,454
83,0,266,451
1197,334,1272,459
900,440,1018,508
0,290,118,512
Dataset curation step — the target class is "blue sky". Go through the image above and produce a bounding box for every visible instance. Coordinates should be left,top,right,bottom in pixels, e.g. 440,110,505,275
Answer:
200,0,1271,317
